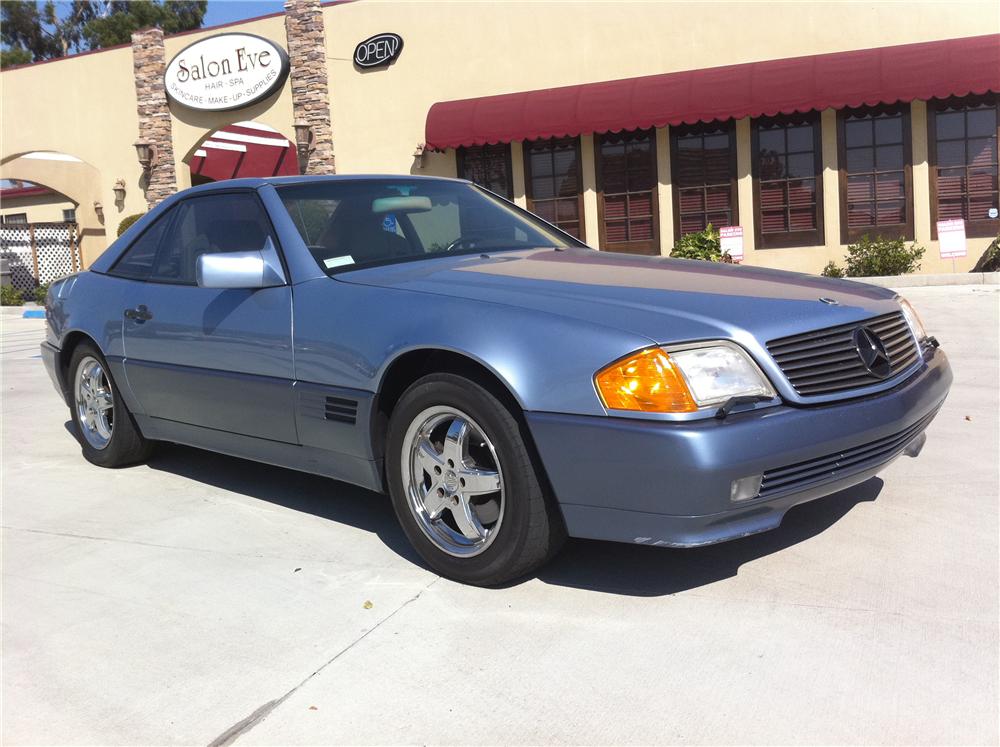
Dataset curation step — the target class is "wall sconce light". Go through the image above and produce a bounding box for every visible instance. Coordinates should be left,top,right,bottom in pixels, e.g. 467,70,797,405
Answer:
133,140,157,175
93,200,104,220
293,118,315,173
413,143,426,169
113,178,126,202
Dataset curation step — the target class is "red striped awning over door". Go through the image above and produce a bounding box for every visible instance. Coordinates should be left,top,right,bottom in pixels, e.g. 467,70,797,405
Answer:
189,121,298,181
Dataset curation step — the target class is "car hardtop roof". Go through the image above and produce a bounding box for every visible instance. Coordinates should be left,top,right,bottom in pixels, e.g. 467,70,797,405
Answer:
177,174,470,196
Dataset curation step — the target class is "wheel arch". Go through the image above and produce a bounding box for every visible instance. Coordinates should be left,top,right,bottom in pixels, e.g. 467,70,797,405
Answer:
371,345,564,530
373,347,526,446
57,330,102,401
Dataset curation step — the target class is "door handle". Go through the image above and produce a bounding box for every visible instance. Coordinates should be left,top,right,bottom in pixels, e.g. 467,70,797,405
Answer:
124,305,153,322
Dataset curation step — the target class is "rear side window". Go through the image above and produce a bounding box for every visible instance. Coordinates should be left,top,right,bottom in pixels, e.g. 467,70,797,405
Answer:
109,213,171,280
149,192,275,284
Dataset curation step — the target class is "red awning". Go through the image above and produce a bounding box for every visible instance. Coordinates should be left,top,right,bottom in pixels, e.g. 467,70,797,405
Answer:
189,123,298,182
425,34,1000,151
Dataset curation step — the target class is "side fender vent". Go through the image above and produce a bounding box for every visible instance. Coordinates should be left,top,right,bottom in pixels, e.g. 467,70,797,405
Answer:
325,396,358,424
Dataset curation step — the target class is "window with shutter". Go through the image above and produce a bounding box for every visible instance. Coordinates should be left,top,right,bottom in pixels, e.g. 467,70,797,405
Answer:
671,122,737,242
457,144,514,199
752,113,824,248
838,104,913,242
595,129,658,254
929,95,999,239
523,137,584,240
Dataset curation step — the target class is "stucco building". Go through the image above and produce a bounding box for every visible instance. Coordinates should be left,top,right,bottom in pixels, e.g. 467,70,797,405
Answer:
1,0,998,276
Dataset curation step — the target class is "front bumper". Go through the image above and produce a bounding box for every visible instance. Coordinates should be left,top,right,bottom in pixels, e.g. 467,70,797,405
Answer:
526,346,952,547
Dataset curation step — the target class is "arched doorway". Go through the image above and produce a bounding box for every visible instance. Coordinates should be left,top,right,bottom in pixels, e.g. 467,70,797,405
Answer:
188,122,298,185
0,150,103,270
0,179,82,289
0,180,77,224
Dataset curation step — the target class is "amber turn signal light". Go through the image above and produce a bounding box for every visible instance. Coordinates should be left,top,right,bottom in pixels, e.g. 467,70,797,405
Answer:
594,348,698,413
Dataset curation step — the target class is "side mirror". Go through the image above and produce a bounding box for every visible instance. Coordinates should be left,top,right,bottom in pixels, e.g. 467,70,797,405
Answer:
195,238,286,289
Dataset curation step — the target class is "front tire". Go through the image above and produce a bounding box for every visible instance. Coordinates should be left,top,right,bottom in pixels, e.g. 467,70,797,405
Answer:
386,373,565,586
69,342,152,468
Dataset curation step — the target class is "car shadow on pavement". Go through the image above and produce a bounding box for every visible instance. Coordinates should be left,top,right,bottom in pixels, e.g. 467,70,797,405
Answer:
102,426,883,597
140,440,423,565
531,478,884,596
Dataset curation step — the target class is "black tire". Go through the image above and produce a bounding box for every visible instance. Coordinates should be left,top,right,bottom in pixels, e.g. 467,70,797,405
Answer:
386,373,566,586
68,341,153,468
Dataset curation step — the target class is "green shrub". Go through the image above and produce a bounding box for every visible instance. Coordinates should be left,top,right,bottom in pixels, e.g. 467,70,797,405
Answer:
30,283,50,304
971,234,1000,273
118,213,145,237
843,234,924,277
821,261,845,278
1,286,24,306
670,224,733,263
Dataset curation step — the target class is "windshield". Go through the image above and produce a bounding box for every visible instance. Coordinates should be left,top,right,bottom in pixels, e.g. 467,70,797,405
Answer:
276,178,584,273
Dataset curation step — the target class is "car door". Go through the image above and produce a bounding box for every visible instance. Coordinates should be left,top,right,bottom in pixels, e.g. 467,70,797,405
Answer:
120,190,297,443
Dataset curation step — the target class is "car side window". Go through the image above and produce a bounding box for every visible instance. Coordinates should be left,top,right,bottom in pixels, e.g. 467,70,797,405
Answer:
108,212,172,280
148,192,276,285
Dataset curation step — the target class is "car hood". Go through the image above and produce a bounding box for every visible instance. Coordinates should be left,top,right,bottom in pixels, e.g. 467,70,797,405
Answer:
335,248,900,345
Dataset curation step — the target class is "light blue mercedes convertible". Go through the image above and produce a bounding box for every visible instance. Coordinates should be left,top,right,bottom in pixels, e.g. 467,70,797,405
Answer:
41,176,952,585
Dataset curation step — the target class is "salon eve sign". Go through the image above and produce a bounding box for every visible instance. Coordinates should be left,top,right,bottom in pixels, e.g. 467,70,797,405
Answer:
164,33,290,111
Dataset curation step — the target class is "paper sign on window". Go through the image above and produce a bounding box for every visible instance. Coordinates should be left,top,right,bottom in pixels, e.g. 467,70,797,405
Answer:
720,226,744,262
937,219,967,259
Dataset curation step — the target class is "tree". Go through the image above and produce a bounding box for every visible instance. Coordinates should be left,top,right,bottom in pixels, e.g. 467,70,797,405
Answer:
0,0,206,68
0,47,34,68
84,1,207,49
1,1,97,62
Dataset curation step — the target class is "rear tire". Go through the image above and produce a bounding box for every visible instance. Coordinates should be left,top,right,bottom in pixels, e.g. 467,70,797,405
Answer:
386,373,565,586
69,342,153,468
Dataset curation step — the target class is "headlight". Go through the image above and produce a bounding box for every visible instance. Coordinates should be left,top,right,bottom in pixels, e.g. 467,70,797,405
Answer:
595,342,775,413
898,297,928,342
669,344,776,406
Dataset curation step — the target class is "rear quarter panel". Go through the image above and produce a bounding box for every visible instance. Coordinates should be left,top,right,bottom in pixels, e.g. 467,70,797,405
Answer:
48,272,127,358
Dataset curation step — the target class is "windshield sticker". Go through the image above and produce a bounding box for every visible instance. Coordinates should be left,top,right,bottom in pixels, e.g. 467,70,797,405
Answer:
382,213,397,233
324,255,356,269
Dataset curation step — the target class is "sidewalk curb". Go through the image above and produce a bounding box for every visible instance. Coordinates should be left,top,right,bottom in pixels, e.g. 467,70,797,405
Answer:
855,272,999,288
2,304,43,317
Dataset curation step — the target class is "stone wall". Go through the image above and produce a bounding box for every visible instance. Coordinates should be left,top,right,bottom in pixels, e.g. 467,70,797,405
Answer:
284,0,336,174
131,28,178,208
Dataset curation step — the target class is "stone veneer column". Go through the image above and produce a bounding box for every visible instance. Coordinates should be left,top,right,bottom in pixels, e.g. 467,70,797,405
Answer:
131,27,178,208
284,0,336,174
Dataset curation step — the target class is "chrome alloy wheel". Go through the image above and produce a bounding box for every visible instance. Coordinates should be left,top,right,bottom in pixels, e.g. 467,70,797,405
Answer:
74,356,114,450
401,406,505,557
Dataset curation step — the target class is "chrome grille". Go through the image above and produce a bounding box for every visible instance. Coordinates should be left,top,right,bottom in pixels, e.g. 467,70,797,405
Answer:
758,408,938,499
767,312,920,396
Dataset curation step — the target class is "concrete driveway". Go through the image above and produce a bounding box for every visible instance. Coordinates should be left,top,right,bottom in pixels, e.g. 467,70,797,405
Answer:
2,285,997,746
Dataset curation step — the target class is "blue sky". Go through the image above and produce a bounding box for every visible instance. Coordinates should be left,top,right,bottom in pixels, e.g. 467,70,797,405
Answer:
203,0,287,28
1,2,291,48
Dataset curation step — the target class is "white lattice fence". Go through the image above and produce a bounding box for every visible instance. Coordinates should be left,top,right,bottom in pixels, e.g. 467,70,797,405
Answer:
0,222,80,290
